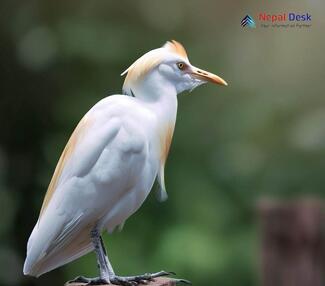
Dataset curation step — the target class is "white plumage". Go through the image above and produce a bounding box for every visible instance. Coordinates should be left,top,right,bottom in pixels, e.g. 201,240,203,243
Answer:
24,40,227,283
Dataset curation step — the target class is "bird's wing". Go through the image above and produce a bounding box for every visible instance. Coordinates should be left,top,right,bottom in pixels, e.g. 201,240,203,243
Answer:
39,98,127,221
39,114,91,218
24,96,138,276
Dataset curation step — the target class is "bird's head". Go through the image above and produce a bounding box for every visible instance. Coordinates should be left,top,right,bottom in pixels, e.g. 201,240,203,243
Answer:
121,40,227,99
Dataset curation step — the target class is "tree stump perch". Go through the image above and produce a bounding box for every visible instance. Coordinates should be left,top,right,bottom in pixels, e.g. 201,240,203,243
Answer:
258,199,325,286
65,277,176,286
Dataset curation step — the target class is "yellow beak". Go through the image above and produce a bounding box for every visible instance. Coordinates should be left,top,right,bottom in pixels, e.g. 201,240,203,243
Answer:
190,66,228,86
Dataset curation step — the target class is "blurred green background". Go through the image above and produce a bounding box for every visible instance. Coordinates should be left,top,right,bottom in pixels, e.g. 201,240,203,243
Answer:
0,0,324,285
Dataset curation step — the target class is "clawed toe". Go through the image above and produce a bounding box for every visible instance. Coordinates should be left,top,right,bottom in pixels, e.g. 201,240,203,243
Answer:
110,276,137,286
66,276,109,285
171,278,192,285
67,276,90,284
86,278,110,285
110,270,179,285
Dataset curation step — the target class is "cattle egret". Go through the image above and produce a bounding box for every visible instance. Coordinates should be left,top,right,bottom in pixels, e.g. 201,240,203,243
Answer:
23,40,227,285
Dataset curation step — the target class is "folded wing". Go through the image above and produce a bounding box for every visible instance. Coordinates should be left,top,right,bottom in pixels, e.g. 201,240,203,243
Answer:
24,99,124,276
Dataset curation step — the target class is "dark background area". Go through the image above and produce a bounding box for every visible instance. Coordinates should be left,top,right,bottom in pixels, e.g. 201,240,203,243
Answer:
0,1,324,286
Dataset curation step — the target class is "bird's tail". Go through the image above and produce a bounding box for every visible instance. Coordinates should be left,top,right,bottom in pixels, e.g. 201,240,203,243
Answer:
23,212,94,277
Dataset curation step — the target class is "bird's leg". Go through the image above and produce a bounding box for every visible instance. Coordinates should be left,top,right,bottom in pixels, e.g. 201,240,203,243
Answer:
68,228,111,285
92,229,113,281
68,230,190,286
98,235,190,285
99,234,115,277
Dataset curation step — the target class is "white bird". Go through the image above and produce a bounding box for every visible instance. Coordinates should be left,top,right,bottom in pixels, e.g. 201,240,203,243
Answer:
23,40,227,285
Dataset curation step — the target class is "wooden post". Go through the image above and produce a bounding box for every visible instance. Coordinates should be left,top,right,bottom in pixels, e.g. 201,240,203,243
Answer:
258,199,325,286
65,277,176,286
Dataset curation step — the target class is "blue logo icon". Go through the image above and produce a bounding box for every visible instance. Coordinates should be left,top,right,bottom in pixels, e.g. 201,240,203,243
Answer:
241,15,256,28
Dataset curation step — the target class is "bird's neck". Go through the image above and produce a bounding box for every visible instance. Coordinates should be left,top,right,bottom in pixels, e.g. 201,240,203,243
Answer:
129,70,178,124
130,71,178,166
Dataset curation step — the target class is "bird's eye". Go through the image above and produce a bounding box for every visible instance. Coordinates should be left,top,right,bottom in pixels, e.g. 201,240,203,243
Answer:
177,62,185,70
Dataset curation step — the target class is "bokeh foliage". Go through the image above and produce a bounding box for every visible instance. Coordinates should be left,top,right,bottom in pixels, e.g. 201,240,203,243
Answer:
0,0,324,285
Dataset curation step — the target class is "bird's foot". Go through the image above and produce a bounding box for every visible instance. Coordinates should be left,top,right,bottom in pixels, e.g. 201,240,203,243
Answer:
67,275,109,285
67,271,191,286
110,271,191,286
